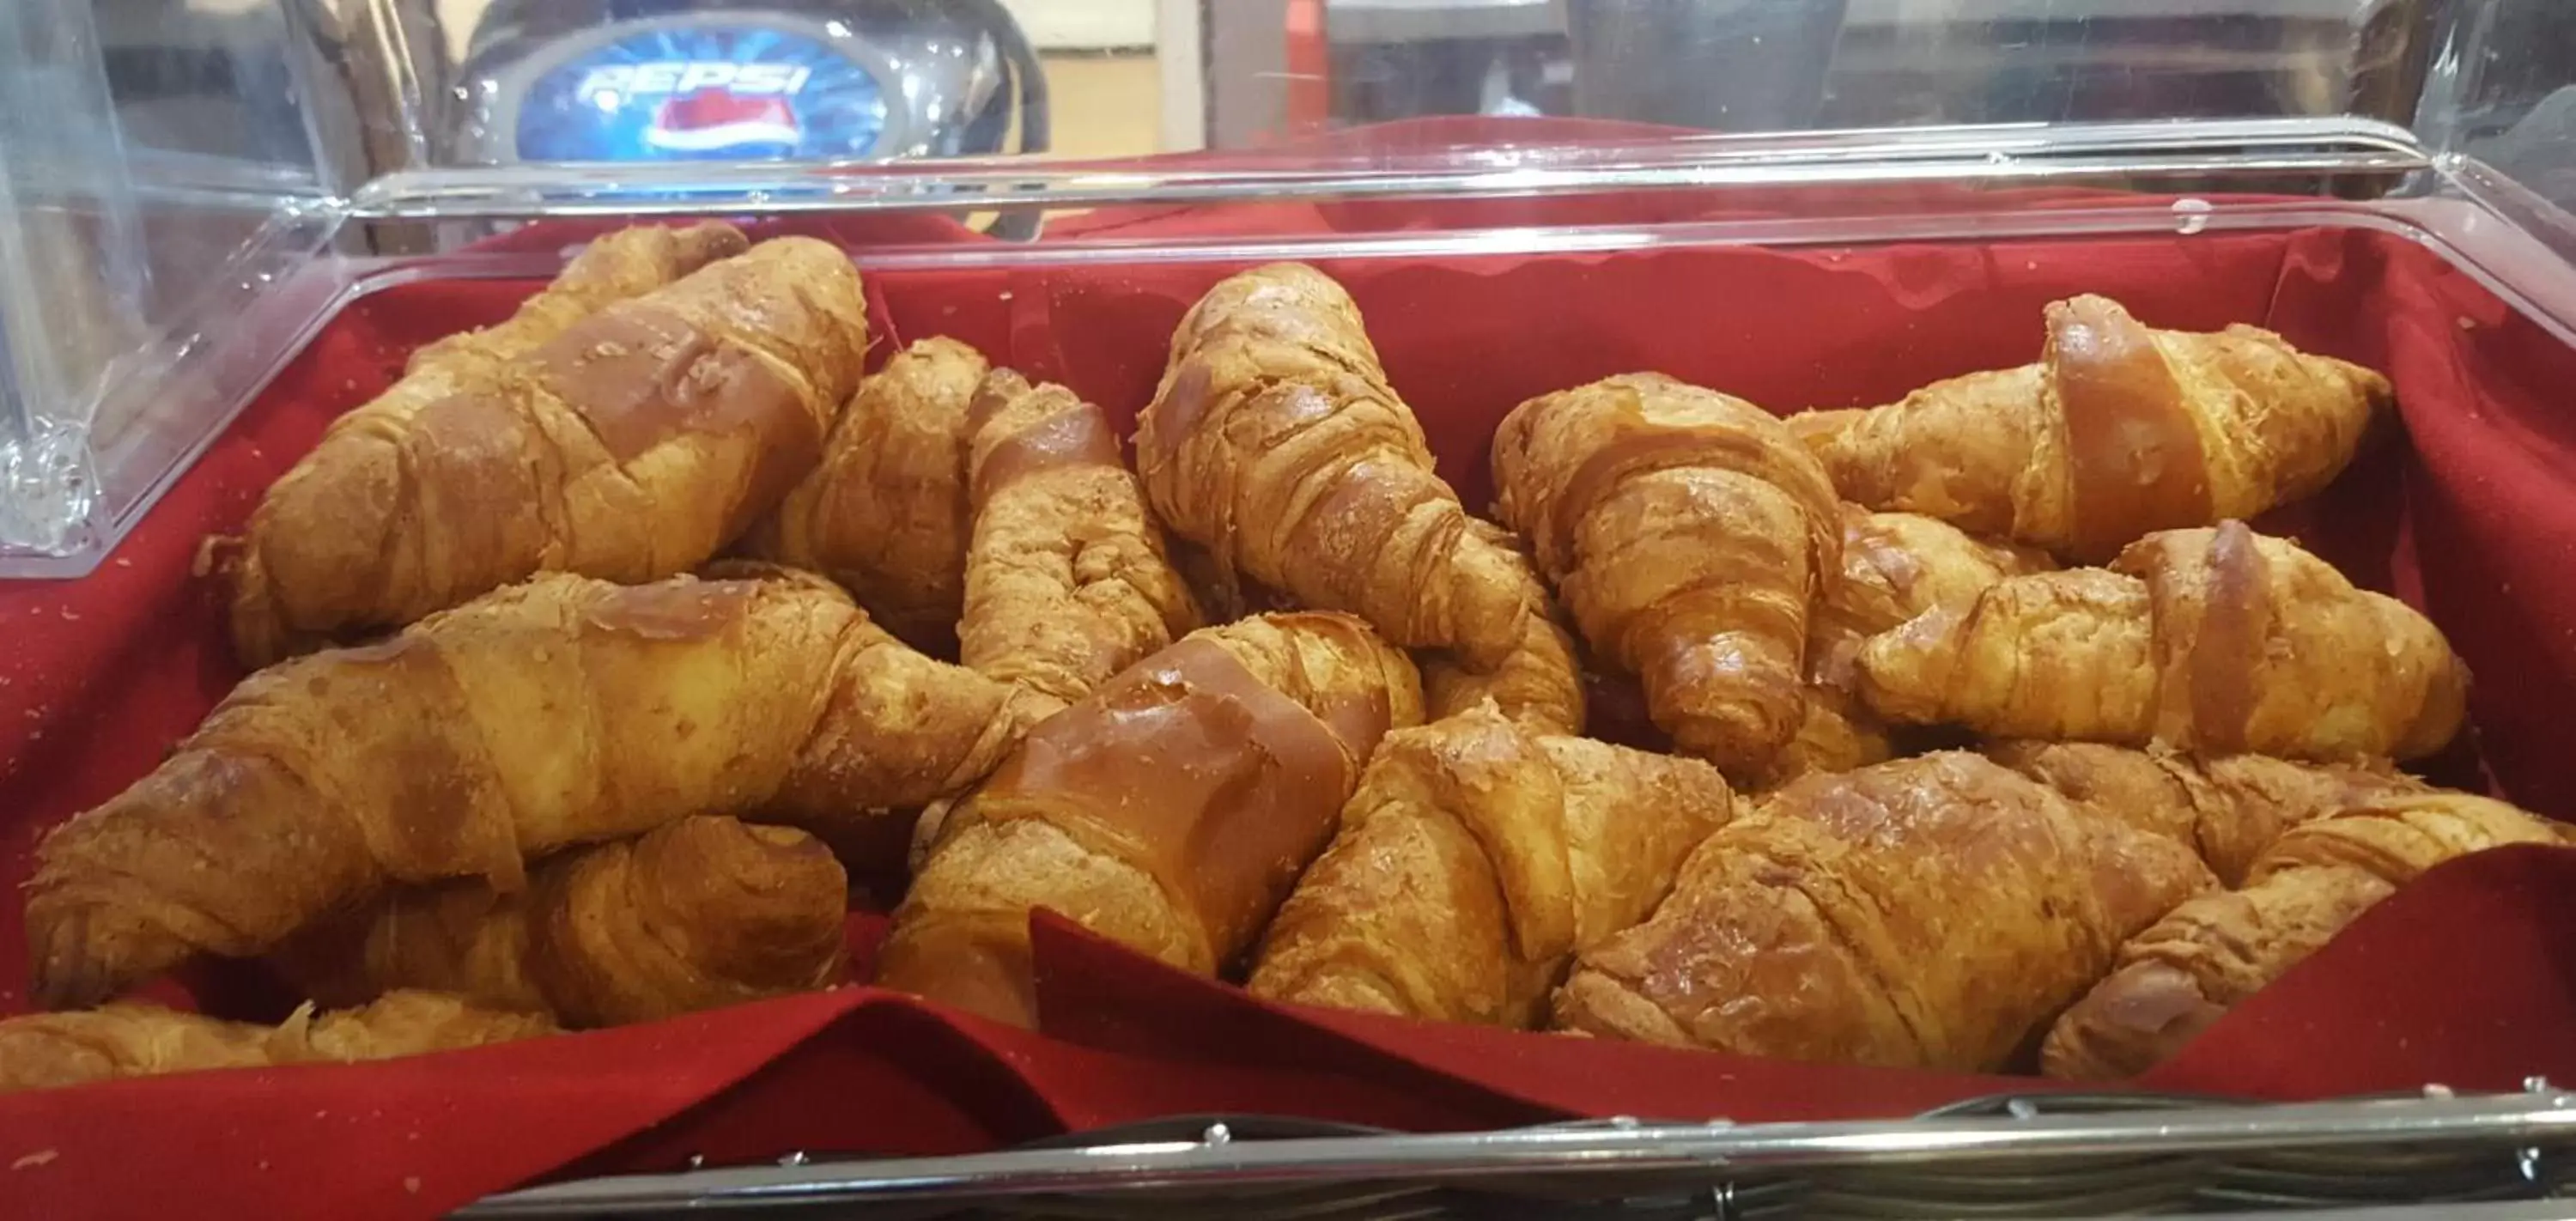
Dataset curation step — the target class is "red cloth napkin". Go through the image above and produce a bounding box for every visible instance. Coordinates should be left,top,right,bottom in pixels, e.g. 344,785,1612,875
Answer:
6,168,2576,1218
2144,845,2576,1098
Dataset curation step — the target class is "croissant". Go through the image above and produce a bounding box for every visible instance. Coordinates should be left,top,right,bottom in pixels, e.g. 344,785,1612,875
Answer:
957,368,1201,710
1764,508,2053,785
428,223,751,370
2044,792,2567,1079
1136,263,1532,668
1555,752,2213,1072
741,337,987,654
1419,521,1586,738
222,233,868,666
1859,521,2469,762
1492,373,1842,779
273,816,847,1028
219,222,756,665
1989,741,2427,886
28,571,1053,1008
0,991,555,1093
1792,295,2388,562
878,612,1424,1028
1249,702,1729,1027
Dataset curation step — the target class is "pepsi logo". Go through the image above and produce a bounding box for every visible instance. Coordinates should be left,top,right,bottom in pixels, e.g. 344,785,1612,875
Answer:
644,89,803,151
521,28,884,163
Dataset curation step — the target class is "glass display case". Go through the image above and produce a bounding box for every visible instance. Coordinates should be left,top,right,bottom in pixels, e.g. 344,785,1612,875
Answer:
9,1,2576,1217
8,0,2576,574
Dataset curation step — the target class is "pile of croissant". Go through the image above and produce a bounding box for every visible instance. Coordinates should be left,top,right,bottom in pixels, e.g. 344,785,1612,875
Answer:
6,220,2564,1096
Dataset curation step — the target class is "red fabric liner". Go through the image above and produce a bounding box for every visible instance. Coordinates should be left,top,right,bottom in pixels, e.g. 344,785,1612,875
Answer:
5,194,2576,1218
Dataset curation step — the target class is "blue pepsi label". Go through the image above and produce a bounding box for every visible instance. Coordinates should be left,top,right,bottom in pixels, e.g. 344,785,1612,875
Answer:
517,26,888,161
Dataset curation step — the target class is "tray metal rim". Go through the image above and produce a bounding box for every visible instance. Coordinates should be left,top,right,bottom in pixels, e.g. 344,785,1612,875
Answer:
456,1088,2576,1217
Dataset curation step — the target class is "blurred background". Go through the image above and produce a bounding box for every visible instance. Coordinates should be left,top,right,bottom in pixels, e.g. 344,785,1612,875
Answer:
92,0,2576,173
64,0,2561,350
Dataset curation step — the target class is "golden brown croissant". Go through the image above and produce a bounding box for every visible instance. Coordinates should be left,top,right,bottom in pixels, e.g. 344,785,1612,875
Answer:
1419,520,1586,738
878,612,1424,1028
1554,752,2213,1072
2044,792,2567,1079
1859,521,2469,761
1988,741,2427,886
1764,508,2053,784
219,222,753,665
222,233,868,666
438,223,752,368
273,817,847,1028
741,337,987,654
0,991,555,1093
28,571,1053,1009
1136,263,1532,668
1249,702,1729,1027
1792,295,2388,562
957,368,1201,709
1492,373,1842,779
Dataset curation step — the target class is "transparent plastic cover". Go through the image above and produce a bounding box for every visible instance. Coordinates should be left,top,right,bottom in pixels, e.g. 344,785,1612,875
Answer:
2,0,2573,571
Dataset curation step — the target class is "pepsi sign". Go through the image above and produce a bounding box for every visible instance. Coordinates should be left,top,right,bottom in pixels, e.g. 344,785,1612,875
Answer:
572,62,817,104
516,26,888,163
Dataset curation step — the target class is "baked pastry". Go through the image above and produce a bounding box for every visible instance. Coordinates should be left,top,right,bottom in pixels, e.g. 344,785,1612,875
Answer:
0,991,554,1093
1492,372,1841,780
27,570,1053,1008
877,612,1423,1028
1249,702,1730,1027
1136,263,1532,669
1859,521,2469,762
222,232,867,665
274,817,848,1028
957,368,1200,710
1793,295,2387,562
1765,507,2053,785
1419,521,1586,738
1988,741,2427,885
2044,791,2567,1078
742,337,987,653
1555,752,2213,1072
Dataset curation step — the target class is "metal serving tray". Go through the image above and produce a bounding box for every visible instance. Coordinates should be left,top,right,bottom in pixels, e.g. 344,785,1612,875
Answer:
0,118,2568,1218
459,1084,2576,1218
11,9,2576,1217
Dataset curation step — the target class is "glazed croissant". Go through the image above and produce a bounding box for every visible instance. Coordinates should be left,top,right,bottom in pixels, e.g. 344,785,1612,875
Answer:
894,369,1207,862
1765,508,2053,785
422,223,751,373
0,991,555,1094
1419,520,1586,738
223,231,868,666
1989,741,2427,886
273,817,848,1028
28,571,1053,1009
742,337,987,654
878,612,1424,1028
2044,792,2567,1079
1249,701,1730,1027
1493,373,1842,779
1136,263,1532,669
222,222,756,665
957,368,1201,710
1794,295,2388,562
1555,752,2213,1072
1860,521,2470,762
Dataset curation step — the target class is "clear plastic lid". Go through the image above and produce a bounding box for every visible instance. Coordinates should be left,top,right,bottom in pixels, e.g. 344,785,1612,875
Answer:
3,0,2573,573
